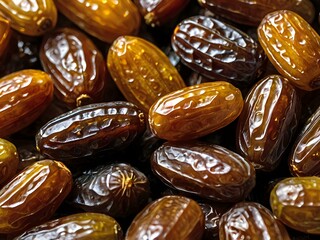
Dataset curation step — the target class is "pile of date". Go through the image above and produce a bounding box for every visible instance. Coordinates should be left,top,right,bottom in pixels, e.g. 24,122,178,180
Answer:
0,0,319,239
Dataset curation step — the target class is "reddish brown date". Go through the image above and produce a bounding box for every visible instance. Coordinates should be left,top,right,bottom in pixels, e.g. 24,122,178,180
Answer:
0,160,72,234
151,142,256,202
171,15,266,86
0,138,19,186
36,101,146,160
70,163,150,218
236,75,300,171
40,27,107,109
126,195,204,240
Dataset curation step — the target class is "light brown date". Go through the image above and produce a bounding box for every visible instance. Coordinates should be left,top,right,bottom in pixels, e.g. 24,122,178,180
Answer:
0,139,19,186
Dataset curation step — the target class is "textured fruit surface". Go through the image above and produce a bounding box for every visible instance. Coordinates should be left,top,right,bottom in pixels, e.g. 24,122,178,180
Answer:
126,195,204,240
151,142,255,202
172,15,266,86
237,75,300,171
149,81,243,141
0,139,19,186
0,160,72,234
15,213,123,240
54,0,141,43
0,16,11,59
40,27,107,109
107,36,185,113
0,69,54,137
258,10,320,91
36,101,146,160
270,177,320,234
0,0,57,36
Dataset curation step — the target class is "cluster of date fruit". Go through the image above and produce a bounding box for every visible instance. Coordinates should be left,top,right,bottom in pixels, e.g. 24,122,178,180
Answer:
0,0,319,239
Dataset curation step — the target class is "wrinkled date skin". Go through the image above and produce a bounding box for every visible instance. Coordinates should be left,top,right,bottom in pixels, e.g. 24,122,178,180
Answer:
126,195,204,240
0,16,11,60
0,0,57,36
15,213,123,240
107,36,186,113
237,75,300,171
36,101,146,160
219,202,290,240
0,69,54,137
134,0,190,26
151,142,256,202
0,139,19,186
258,10,320,91
290,105,320,177
270,177,320,234
54,0,141,43
198,0,315,26
0,160,72,234
40,27,107,109
70,163,150,218
149,81,243,141
171,15,266,86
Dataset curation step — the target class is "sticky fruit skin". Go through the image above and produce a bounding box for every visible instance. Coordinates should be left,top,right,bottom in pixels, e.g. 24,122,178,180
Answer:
148,81,243,141
258,10,320,91
0,138,19,186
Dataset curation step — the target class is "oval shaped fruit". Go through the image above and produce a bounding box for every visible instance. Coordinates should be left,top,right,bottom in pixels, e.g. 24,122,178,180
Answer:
126,195,204,240
220,202,290,240
289,105,320,176
0,0,57,36
151,142,255,202
107,36,186,113
171,15,266,86
40,27,107,109
258,10,320,91
54,0,141,43
0,16,11,60
0,160,72,234
149,81,243,141
0,139,19,186
36,101,146,160
15,213,123,240
198,0,315,26
270,177,320,234
70,163,150,218
0,69,54,137
236,75,300,171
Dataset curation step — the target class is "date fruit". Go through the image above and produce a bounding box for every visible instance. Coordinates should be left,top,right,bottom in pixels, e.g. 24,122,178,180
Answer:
107,36,186,113
36,101,145,160
0,160,72,234
126,195,204,240
40,27,107,109
0,69,54,137
149,81,243,141
0,139,19,186
258,10,320,91
236,75,300,171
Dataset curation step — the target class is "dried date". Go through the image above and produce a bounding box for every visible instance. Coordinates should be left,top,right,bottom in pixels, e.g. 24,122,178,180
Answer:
0,139,19,186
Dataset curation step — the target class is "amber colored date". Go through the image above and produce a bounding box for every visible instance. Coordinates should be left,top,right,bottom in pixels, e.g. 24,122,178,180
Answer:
258,10,320,91
36,101,146,160
54,0,141,43
40,27,107,109
0,139,19,186
0,69,54,137
0,0,57,36
171,15,266,86
219,202,290,240
236,75,300,171
107,36,186,113
70,163,150,218
149,81,243,141
126,195,204,240
152,142,255,202
15,213,123,240
0,160,72,234
0,16,11,60
270,177,320,234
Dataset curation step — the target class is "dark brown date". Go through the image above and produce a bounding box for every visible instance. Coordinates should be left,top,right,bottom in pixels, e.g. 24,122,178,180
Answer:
151,142,256,202
70,163,150,218
236,75,300,171
171,15,266,86
36,101,146,160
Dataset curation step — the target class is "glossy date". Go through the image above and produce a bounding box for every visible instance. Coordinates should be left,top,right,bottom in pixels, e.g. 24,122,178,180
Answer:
0,138,19,186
